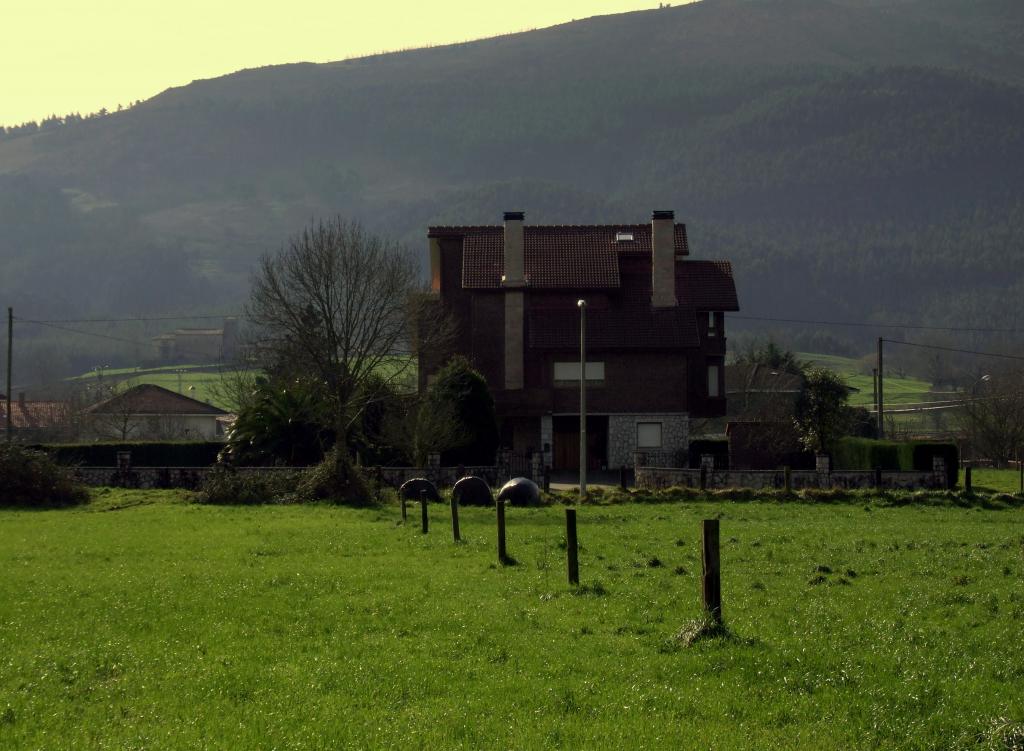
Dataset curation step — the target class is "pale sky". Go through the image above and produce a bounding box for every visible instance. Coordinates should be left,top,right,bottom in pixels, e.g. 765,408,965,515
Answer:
1,1,693,126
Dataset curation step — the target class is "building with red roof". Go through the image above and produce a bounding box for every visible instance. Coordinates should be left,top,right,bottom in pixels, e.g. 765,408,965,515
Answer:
421,210,739,471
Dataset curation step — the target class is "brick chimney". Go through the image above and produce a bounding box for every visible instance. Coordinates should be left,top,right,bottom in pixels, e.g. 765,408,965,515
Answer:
502,211,525,389
651,210,677,307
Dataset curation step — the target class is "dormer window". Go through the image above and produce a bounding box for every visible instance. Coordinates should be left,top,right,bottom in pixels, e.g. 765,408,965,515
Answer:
615,231,634,242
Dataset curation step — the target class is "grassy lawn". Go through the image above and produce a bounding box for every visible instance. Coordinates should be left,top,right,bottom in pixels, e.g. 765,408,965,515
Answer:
799,352,935,409
969,467,1024,495
1,492,1023,749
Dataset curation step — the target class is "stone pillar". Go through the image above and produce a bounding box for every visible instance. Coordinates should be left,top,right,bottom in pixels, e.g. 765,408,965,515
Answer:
816,454,831,488
530,453,543,485
933,456,947,489
427,452,441,483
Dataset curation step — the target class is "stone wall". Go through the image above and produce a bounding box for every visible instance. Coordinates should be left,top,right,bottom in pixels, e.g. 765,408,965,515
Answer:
608,413,688,469
636,466,949,491
73,465,508,491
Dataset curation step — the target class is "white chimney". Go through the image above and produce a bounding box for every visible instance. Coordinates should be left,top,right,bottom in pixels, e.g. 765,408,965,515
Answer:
502,211,525,288
651,210,677,307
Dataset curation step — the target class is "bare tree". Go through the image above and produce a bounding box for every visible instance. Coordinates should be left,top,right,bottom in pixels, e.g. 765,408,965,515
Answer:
958,370,1024,466
246,217,452,439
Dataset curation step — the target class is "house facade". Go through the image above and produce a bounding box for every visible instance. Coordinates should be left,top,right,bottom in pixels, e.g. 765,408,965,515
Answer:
421,210,739,471
84,384,229,442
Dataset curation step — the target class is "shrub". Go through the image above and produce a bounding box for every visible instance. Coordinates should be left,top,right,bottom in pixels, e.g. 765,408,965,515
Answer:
296,446,372,506
834,438,958,487
195,468,301,505
0,444,89,508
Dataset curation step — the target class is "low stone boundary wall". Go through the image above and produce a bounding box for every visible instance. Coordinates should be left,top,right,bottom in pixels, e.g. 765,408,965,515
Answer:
73,465,508,490
635,467,948,491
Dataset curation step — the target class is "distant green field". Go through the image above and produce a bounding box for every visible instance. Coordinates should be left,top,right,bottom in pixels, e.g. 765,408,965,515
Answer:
72,365,247,411
970,468,1024,495
798,352,935,408
1,493,1022,749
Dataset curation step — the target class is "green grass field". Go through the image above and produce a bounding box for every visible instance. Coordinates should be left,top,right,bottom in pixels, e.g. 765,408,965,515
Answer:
2,492,1023,749
799,352,935,409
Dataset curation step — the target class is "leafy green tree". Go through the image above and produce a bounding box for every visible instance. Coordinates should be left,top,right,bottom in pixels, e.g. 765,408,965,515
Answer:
735,339,809,374
220,379,334,466
794,368,852,455
426,356,499,466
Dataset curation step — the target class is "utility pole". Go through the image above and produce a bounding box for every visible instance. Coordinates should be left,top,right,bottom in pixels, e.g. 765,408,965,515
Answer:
872,368,878,416
578,299,587,498
5,307,11,442
877,337,884,439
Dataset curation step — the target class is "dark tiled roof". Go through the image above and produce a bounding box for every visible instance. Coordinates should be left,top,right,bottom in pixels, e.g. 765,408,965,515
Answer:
0,400,68,429
676,261,739,311
87,384,227,416
437,223,689,289
528,308,700,350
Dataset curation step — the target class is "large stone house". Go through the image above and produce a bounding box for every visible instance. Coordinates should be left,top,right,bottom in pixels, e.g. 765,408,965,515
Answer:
420,210,739,470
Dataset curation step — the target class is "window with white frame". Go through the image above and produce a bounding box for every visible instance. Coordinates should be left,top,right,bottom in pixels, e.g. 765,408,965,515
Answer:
553,361,605,382
636,422,663,448
707,364,720,397
707,312,719,337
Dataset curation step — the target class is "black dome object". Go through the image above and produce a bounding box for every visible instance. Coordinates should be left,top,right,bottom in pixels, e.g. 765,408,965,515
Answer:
497,477,541,506
452,476,493,506
399,477,440,501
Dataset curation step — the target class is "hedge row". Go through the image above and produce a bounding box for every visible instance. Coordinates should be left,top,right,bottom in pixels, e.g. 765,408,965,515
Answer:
33,441,223,468
833,438,958,488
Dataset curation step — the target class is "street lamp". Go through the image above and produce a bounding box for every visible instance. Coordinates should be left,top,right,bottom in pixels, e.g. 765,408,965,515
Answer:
578,299,587,498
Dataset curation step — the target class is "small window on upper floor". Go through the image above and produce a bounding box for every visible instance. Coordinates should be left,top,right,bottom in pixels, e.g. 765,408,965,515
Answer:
554,361,605,383
615,231,634,242
707,312,719,337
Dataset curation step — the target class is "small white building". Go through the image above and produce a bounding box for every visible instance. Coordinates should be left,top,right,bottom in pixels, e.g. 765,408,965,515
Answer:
85,384,229,441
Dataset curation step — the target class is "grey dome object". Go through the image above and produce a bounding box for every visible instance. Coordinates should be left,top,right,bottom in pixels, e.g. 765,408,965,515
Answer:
497,477,541,506
452,476,492,506
399,477,440,501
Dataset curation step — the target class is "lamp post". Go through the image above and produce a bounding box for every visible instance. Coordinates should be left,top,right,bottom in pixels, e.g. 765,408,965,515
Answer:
578,299,587,498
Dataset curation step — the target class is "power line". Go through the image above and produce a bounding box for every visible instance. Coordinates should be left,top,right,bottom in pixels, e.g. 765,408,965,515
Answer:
20,314,242,324
883,338,1024,362
730,314,1023,334
15,318,228,364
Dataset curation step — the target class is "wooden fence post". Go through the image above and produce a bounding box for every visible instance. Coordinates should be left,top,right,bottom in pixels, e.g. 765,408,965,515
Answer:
702,519,722,624
420,489,428,534
874,466,882,489
401,495,407,522
965,466,973,495
566,508,579,586
699,465,707,491
450,496,461,542
496,499,508,564
784,465,792,493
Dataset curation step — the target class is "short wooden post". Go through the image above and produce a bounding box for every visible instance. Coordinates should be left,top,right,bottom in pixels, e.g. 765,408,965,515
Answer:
450,496,460,542
420,489,428,534
699,465,708,491
543,465,551,493
701,519,722,623
566,508,579,586
401,495,407,522
965,466,973,494
496,499,507,564
619,465,627,490
784,465,792,493
874,466,882,489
